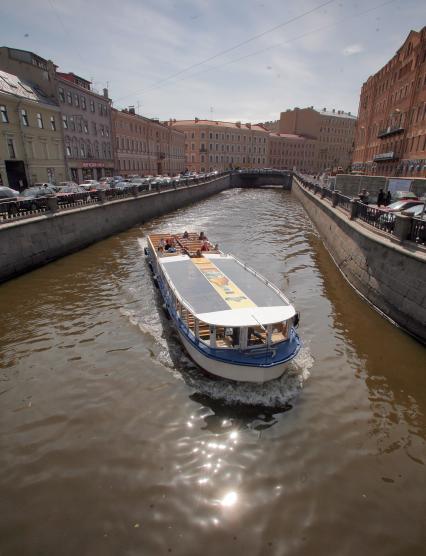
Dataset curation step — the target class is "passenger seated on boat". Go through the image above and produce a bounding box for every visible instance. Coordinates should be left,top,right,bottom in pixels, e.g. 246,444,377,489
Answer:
195,249,202,257
158,246,165,255
199,231,208,240
201,240,210,251
159,239,166,248
213,243,219,251
248,327,264,345
183,231,189,238
165,238,176,252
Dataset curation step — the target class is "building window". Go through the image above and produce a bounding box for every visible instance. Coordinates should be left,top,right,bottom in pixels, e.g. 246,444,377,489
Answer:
80,142,85,157
66,144,71,156
0,105,9,123
62,115,68,129
81,96,86,110
37,113,44,128
21,109,29,126
58,87,65,102
67,91,72,105
84,121,88,133
50,116,56,131
74,93,80,107
7,137,16,158
90,100,95,112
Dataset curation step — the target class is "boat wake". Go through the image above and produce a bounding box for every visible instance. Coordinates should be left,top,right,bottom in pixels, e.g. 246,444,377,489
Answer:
122,267,312,410
179,346,313,409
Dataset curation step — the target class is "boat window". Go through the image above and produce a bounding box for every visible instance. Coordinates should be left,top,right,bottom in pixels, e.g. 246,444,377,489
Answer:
215,326,233,349
270,321,288,343
247,326,267,346
197,320,211,345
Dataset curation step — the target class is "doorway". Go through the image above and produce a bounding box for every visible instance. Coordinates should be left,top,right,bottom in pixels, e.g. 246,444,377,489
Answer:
5,160,28,191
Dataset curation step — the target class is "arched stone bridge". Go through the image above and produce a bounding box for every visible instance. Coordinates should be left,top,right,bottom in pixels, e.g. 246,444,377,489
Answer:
231,169,293,189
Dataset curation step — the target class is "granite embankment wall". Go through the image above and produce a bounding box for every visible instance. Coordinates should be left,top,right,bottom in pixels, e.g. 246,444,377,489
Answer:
0,176,230,284
335,174,426,198
292,177,426,343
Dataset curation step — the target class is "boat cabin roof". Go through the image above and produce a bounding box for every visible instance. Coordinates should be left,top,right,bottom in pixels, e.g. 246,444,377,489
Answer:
146,233,296,327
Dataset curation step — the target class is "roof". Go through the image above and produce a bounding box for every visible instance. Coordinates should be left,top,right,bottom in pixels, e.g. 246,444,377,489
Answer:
171,119,269,133
159,253,295,326
317,109,356,120
269,132,308,141
0,69,57,106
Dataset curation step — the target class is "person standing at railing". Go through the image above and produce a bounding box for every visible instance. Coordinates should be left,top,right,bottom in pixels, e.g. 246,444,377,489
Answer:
377,188,385,207
385,191,392,206
358,188,370,205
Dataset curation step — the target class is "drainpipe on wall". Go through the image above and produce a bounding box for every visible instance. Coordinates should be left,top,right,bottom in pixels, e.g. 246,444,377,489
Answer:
16,100,30,188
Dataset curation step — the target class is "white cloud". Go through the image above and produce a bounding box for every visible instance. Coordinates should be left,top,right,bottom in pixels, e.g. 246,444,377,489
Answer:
342,44,365,56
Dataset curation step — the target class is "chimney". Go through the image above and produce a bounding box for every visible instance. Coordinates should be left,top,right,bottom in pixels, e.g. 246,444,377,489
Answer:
332,109,335,113
246,122,251,129
348,112,351,115
128,106,135,114
195,117,199,123
236,121,241,128
323,107,326,112
103,88,109,98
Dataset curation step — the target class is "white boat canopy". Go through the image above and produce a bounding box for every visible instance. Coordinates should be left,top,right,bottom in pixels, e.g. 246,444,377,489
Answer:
196,305,296,327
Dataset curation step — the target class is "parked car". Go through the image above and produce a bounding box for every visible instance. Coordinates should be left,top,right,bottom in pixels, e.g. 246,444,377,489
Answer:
389,191,419,202
56,184,90,203
0,186,19,215
80,180,100,191
21,185,56,199
401,203,426,218
382,199,422,213
113,181,133,190
58,181,80,189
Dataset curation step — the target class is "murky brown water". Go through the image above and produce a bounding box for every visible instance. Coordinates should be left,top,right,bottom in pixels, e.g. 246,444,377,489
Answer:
0,188,425,556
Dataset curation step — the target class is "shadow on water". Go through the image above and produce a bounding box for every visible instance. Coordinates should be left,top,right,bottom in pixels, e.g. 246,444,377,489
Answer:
309,233,426,456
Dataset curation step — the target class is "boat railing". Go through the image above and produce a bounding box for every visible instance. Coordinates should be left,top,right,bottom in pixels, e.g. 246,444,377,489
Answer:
229,254,292,306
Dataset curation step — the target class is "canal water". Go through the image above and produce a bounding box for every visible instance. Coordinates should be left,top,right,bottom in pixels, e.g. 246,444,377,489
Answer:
0,188,425,556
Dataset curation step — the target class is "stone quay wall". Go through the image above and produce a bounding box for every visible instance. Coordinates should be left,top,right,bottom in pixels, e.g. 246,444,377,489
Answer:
335,174,426,198
292,176,426,343
0,175,230,284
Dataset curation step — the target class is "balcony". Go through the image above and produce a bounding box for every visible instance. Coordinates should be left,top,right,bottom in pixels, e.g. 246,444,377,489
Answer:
377,126,404,139
373,151,398,162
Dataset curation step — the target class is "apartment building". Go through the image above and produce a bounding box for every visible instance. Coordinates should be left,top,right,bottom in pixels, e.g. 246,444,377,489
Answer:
0,69,66,190
269,133,317,173
56,72,114,182
352,27,426,177
0,46,114,182
278,106,356,173
169,118,269,172
112,108,185,176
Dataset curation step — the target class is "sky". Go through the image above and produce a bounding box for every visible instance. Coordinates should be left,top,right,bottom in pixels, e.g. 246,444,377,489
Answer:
1,0,425,122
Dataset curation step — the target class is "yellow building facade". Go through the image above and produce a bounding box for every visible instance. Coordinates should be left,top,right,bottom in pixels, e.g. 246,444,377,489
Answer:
0,70,66,190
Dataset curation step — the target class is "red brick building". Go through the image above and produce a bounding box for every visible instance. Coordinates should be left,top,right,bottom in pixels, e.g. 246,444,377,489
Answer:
112,108,185,176
352,27,426,177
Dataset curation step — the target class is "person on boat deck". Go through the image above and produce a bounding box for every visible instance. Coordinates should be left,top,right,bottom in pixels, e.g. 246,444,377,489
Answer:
183,231,189,238
158,246,165,255
201,240,210,252
214,243,219,251
165,239,177,253
198,231,207,240
195,249,202,257
159,239,166,248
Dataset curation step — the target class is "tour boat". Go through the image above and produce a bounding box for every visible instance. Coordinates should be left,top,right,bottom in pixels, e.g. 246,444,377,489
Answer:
141,233,301,383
